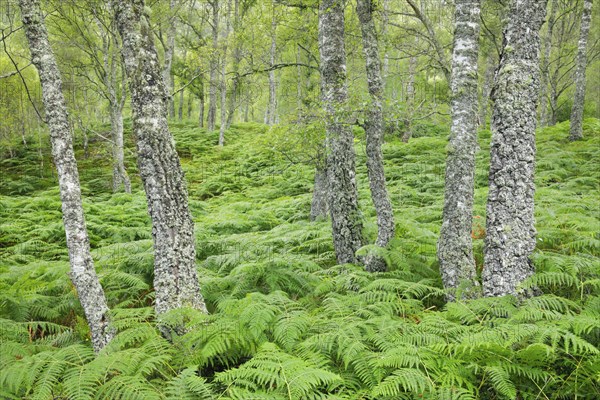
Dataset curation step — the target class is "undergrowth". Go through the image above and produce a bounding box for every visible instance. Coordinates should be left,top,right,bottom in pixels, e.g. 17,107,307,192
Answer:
0,119,598,399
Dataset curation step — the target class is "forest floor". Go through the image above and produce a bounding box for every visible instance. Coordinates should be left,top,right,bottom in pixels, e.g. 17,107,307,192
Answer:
0,119,599,399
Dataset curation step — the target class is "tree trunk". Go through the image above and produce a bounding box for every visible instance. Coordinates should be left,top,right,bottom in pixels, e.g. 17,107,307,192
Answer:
437,0,481,299
483,0,547,298
112,0,207,317
569,0,593,141
356,0,395,273
19,0,113,352
539,0,557,127
110,103,131,193
188,89,193,118
198,75,205,128
402,54,417,143
226,0,241,129
319,0,364,264
310,163,329,221
207,0,219,131
265,9,278,125
219,0,231,146
162,0,176,118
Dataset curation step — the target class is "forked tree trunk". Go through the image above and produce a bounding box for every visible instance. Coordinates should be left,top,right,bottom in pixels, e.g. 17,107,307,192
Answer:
356,0,395,272
437,0,481,299
19,0,113,352
319,0,364,264
483,0,548,298
569,0,593,141
207,0,219,131
112,0,207,316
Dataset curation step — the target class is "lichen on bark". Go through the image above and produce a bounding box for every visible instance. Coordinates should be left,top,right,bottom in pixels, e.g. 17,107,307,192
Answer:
483,0,548,298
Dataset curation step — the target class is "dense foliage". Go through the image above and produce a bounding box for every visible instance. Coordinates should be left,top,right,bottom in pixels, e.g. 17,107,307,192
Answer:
1,119,599,399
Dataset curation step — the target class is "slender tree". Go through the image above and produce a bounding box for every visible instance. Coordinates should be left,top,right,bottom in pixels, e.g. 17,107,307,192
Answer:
356,0,394,272
162,0,177,118
539,0,558,126
219,0,232,146
19,0,113,352
438,0,481,299
483,0,548,297
319,0,363,264
569,0,593,141
112,0,208,316
207,0,219,131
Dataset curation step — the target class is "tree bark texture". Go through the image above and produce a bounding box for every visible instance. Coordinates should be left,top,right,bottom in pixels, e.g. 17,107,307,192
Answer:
310,164,329,221
483,0,548,298
162,0,176,118
356,0,395,273
112,0,207,316
265,9,278,125
539,0,557,127
569,0,593,141
319,0,364,264
20,0,113,352
438,0,481,299
219,0,231,146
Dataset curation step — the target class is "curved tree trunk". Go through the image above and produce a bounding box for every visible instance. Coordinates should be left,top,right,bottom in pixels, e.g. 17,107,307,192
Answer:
569,0,593,141
356,0,395,272
319,0,364,264
483,0,547,298
437,0,481,299
112,0,207,317
20,0,113,352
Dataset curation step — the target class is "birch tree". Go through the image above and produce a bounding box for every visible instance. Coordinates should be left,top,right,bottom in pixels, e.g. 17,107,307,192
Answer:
319,0,363,264
438,0,481,299
207,0,219,131
112,0,208,317
569,0,593,141
483,0,548,297
19,0,113,352
356,0,394,272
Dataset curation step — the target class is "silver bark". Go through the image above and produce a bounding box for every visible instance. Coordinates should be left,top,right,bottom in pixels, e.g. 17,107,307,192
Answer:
19,0,113,352
162,0,176,119
356,0,395,272
319,0,364,264
207,0,219,131
483,0,548,298
438,0,481,299
539,0,557,127
569,0,593,141
112,0,207,316
219,0,231,146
